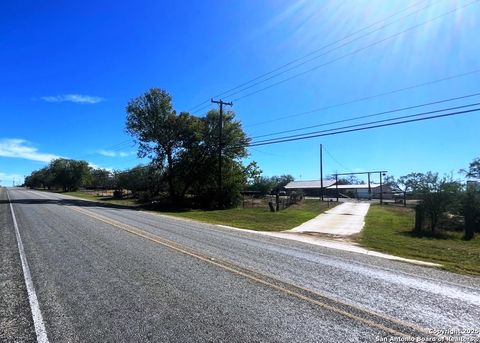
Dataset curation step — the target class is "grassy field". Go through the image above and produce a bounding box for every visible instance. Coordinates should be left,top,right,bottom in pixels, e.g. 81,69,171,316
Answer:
62,191,139,207
163,200,332,232
359,205,480,275
61,191,331,232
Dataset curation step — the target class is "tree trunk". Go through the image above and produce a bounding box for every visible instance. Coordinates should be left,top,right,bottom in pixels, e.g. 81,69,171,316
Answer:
414,205,424,232
430,211,437,234
464,213,475,240
166,149,176,202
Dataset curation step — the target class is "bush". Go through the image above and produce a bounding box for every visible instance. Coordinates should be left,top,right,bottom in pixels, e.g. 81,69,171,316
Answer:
137,190,153,203
113,190,123,199
461,190,480,240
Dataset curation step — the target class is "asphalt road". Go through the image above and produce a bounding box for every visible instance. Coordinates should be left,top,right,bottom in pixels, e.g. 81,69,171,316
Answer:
2,188,480,342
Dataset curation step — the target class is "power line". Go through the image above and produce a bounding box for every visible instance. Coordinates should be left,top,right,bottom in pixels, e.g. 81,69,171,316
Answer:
224,2,439,102
251,90,480,139
248,107,480,147
251,102,480,145
232,1,479,103
246,68,480,127
195,67,480,120
186,0,434,113
323,146,352,173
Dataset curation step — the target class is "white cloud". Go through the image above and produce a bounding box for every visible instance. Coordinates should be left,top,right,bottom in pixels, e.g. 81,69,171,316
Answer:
97,150,135,158
0,139,60,163
0,172,24,184
87,162,113,172
41,94,104,104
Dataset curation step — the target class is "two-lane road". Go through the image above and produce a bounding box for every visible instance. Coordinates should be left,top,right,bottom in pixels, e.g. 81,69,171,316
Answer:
1,188,479,342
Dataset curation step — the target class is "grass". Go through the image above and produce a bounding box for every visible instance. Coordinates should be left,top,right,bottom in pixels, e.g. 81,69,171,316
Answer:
59,190,331,232
62,191,140,207
162,200,332,232
359,205,480,276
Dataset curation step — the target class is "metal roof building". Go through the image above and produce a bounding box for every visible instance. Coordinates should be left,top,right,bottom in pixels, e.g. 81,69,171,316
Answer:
284,180,392,199
284,180,336,189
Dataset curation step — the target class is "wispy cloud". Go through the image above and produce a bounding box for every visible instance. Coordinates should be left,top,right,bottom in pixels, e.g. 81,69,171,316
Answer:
0,138,60,163
97,150,135,158
0,172,24,183
40,94,105,104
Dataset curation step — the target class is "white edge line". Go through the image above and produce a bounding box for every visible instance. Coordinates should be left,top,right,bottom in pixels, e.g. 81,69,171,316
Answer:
7,189,50,343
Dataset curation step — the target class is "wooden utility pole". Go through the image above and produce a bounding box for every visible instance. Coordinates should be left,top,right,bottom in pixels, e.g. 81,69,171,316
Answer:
320,144,324,202
379,171,384,205
335,173,339,202
211,98,233,208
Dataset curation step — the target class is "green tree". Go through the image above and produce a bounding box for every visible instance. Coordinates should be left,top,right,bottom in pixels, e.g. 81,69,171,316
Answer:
461,190,480,240
126,88,250,208
115,164,164,197
49,158,91,191
126,88,194,201
25,167,54,189
175,109,249,208
411,173,463,234
398,172,440,195
245,176,276,196
89,168,114,190
462,157,480,179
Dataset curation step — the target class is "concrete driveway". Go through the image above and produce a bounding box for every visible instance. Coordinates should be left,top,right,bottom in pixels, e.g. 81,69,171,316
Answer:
288,202,370,236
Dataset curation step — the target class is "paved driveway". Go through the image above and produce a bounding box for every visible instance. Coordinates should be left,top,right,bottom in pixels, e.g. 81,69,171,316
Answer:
288,202,370,235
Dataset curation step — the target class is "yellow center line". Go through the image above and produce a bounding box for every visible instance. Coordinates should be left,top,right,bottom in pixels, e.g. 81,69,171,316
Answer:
68,205,437,339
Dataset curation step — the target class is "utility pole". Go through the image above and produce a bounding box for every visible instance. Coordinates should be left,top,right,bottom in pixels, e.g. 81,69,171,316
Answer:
211,98,233,208
320,144,324,202
335,173,339,202
367,172,371,200
379,172,384,205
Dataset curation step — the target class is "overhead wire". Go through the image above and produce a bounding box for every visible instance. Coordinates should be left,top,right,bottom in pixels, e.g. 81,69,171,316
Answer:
232,0,479,103
248,107,480,147
323,146,353,173
250,90,480,139
251,102,480,145
246,68,480,127
186,0,434,113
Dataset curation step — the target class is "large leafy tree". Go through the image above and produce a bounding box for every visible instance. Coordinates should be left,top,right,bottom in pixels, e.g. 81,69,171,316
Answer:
49,159,91,191
25,167,54,189
174,109,250,207
245,174,294,196
25,158,90,191
125,88,250,208
115,164,165,197
89,168,114,189
126,88,191,201
399,171,463,233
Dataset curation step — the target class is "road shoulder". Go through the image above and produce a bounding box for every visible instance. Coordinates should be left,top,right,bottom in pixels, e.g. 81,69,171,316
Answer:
0,188,36,342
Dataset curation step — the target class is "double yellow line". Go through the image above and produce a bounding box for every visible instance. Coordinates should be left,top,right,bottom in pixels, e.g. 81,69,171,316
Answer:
68,205,437,340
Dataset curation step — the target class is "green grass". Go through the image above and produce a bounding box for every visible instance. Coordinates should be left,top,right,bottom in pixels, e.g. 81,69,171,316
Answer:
58,190,331,232
62,191,139,207
162,200,332,232
359,205,480,275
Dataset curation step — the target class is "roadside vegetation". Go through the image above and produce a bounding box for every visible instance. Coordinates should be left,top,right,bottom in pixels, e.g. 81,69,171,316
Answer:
21,86,480,270
161,199,331,231
59,190,331,232
360,205,480,275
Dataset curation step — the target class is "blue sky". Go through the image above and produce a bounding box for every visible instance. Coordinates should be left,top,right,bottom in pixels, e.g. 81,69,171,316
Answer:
1,0,479,186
